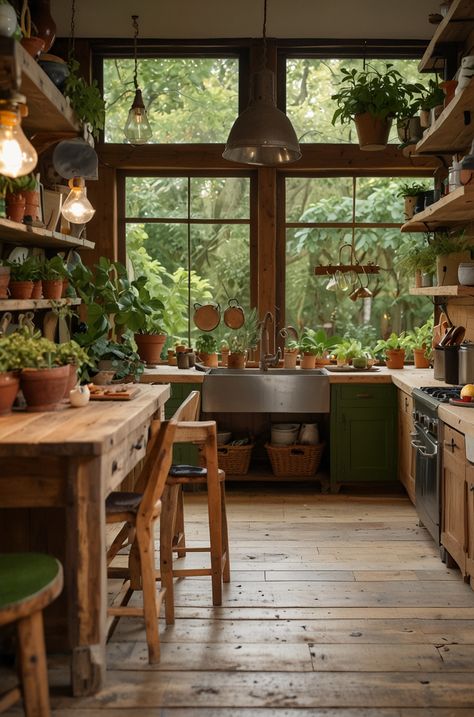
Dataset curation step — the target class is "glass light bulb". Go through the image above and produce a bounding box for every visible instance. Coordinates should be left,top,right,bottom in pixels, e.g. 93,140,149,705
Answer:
123,89,152,144
0,110,37,178
61,181,95,224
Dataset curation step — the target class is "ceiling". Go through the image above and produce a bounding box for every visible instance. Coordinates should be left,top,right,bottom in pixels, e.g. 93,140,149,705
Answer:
51,0,436,40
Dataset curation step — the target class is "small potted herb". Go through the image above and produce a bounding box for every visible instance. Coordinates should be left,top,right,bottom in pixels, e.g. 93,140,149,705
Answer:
419,78,445,128
8,256,40,299
134,311,167,366
405,318,434,369
0,259,10,299
3,173,38,223
374,332,410,369
0,330,22,414
280,326,299,369
40,256,66,299
396,182,430,220
195,334,218,367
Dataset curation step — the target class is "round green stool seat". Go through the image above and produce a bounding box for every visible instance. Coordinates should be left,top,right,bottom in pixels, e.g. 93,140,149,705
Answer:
0,553,63,626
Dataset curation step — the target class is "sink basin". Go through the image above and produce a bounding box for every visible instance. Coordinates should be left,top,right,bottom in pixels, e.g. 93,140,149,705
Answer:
202,367,330,413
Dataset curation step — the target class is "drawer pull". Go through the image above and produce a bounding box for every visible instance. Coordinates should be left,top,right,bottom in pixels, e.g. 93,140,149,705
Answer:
444,439,458,451
131,435,145,451
111,460,118,474
355,393,372,399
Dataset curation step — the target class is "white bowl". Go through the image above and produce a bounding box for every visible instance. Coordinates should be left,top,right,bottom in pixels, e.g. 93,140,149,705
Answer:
458,262,474,286
271,423,300,445
217,431,232,445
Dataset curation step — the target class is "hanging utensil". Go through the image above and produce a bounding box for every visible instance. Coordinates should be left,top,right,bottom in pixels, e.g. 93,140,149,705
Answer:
438,325,456,348
223,299,245,329
0,312,12,335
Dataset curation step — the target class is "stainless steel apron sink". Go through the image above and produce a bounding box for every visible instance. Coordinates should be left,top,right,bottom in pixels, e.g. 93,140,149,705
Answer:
201,368,330,413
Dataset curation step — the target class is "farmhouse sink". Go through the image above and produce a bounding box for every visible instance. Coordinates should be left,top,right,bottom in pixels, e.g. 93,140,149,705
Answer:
202,367,330,413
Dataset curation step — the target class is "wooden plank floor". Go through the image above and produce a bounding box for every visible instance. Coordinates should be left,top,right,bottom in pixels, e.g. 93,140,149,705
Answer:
16,486,474,715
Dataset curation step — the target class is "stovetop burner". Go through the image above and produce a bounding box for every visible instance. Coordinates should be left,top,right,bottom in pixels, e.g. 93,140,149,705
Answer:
417,386,463,403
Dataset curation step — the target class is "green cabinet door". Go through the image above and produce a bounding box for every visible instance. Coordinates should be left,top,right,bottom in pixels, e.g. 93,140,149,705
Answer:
330,384,397,491
164,382,201,465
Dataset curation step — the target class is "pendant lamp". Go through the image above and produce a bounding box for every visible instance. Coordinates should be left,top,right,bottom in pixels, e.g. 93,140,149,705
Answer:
223,0,301,166
0,92,37,178
124,15,152,144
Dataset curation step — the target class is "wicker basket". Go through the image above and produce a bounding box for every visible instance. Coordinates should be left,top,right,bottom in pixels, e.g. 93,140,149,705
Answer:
265,442,325,477
216,444,253,475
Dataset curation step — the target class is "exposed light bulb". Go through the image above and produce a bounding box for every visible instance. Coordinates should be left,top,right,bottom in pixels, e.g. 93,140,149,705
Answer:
0,109,37,178
61,177,95,224
124,88,152,144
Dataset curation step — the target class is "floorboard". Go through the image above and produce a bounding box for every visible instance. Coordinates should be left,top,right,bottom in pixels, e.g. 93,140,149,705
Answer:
9,486,474,714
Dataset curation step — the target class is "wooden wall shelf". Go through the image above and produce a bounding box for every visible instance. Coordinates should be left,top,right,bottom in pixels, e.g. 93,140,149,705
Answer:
400,184,474,231
416,78,474,154
0,298,81,310
419,0,474,72
0,218,94,250
409,285,474,296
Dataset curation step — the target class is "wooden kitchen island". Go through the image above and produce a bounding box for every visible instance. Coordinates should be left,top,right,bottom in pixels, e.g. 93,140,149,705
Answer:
0,384,170,697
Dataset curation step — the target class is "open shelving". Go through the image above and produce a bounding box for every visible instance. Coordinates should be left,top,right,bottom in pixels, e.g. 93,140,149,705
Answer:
0,218,94,250
416,78,474,154
0,298,81,311
409,285,474,296
400,184,474,232
419,0,474,72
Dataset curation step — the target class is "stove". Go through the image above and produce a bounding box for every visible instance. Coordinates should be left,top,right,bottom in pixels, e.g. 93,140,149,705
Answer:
410,386,462,545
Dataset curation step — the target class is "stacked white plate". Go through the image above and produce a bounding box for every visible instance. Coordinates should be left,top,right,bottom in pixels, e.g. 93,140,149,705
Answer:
271,423,300,445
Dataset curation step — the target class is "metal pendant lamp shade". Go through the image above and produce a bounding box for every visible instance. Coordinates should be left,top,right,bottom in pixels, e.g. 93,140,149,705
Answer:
223,69,301,166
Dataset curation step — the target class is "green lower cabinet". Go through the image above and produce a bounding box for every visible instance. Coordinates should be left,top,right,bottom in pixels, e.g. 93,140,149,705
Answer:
164,382,201,465
330,384,397,492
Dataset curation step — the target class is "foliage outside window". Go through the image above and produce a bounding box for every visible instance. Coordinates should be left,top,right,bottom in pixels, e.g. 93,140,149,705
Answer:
285,177,432,343
286,58,426,143
103,57,239,143
124,176,251,342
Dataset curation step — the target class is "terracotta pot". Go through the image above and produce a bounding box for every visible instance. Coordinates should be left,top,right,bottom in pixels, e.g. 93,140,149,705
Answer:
31,0,56,53
134,333,167,365
31,280,43,299
20,365,69,412
42,279,63,300
23,189,40,221
6,192,26,223
441,79,458,107
284,349,298,369
414,270,422,288
385,349,405,369
220,348,230,367
0,371,20,415
413,348,431,369
63,364,78,398
404,196,417,220
354,113,392,151
9,280,33,300
300,353,316,369
61,279,69,298
199,352,219,368
227,352,246,369
20,36,45,58
0,265,10,299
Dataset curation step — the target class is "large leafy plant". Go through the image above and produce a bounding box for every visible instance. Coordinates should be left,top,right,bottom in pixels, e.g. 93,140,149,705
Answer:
64,58,105,139
299,328,341,356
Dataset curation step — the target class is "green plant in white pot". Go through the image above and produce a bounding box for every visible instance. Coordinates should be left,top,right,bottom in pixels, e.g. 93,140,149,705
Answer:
431,232,472,287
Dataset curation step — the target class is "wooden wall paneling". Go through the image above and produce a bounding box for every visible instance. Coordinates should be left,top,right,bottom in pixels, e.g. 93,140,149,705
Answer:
86,164,118,265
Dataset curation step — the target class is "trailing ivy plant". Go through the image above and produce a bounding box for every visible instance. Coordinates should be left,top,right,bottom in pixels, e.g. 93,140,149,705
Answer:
64,58,106,139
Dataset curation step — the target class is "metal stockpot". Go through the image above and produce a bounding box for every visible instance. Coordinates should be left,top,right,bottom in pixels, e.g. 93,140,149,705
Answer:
459,343,474,383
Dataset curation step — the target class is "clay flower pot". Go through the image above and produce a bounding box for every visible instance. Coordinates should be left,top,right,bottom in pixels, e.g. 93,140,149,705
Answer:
0,371,20,415
413,348,431,369
20,365,69,412
23,189,41,221
20,36,45,58
134,333,167,365
385,349,405,369
6,192,26,223
227,352,246,369
9,280,34,300
63,364,78,398
31,280,43,299
198,352,219,368
0,265,10,298
42,279,63,300
284,349,298,369
300,353,316,369
220,348,230,367
354,113,392,151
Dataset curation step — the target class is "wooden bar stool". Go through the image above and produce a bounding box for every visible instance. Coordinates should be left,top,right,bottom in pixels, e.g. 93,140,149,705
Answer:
0,553,63,717
159,391,230,624
105,418,177,663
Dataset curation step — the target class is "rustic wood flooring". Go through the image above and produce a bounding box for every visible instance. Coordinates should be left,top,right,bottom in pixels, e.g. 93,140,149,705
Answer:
14,485,474,715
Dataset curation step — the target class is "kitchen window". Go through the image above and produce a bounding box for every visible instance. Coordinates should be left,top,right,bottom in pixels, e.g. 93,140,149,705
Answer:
103,55,240,143
120,173,254,341
282,176,432,341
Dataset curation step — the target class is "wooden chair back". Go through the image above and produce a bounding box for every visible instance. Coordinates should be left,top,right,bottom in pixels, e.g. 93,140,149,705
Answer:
172,390,201,422
137,418,177,524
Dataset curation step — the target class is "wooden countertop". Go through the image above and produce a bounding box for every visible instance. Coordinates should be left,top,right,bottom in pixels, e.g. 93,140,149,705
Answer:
0,384,170,457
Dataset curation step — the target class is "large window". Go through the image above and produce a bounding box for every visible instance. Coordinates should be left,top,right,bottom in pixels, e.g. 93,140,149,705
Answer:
122,174,252,341
286,58,425,143
103,56,239,143
284,176,431,342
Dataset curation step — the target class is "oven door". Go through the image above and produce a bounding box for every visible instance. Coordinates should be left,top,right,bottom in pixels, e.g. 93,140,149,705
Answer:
412,424,440,544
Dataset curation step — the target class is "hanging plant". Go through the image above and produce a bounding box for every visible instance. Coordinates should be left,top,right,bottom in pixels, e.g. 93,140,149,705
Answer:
63,58,105,139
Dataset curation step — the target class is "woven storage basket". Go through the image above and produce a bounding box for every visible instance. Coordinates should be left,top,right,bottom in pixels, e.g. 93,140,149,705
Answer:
265,442,324,477
216,444,253,475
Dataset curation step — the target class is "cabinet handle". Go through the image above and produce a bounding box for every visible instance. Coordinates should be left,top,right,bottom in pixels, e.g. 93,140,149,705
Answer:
355,393,372,399
111,460,118,474
444,439,457,451
131,435,145,451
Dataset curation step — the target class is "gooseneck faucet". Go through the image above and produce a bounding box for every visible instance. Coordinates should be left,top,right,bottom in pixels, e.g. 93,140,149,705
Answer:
259,311,282,371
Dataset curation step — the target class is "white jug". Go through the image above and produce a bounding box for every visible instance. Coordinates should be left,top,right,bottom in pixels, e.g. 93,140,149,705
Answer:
298,423,319,445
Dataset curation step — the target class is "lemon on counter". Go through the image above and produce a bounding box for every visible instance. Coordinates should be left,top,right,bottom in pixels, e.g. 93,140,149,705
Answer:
460,384,474,399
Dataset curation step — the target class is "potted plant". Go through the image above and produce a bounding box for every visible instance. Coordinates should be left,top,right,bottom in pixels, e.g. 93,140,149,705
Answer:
374,332,410,369
134,311,167,366
331,64,423,150
419,78,445,128
405,318,434,369
0,331,22,414
8,256,40,299
220,338,230,367
430,231,472,286
39,255,66,299
88,335,145,383
195,333,218,367
55,339,90,396
331,338,364,366
396,182,430,221
298,329,319,369
227,308,260,368
279,326,299,368
3,173,38,223
397,241,436,288
64,57,106,140
0,259,10,299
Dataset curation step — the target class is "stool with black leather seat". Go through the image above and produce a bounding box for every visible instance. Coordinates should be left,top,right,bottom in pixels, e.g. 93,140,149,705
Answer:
159,390,230,624
0,552,63,717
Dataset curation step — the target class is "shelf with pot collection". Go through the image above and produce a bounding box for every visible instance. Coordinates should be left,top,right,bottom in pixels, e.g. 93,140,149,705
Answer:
419,0,474,72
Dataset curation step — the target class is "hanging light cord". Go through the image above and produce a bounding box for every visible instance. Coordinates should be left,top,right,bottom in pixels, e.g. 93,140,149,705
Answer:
262,0,268,70
132,15,139,91
69,0,76,59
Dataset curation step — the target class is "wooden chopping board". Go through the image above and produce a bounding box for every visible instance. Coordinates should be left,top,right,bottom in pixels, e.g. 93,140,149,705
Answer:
89,385,140,401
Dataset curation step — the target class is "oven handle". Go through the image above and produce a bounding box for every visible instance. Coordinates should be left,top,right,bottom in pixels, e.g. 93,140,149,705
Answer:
417,445,438,458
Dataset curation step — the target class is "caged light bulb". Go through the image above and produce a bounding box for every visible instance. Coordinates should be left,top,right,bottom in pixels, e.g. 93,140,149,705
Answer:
0,109,37,178
61,177,96,224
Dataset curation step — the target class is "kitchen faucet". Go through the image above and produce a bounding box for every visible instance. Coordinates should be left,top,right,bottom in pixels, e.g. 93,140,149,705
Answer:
259,311,282,371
